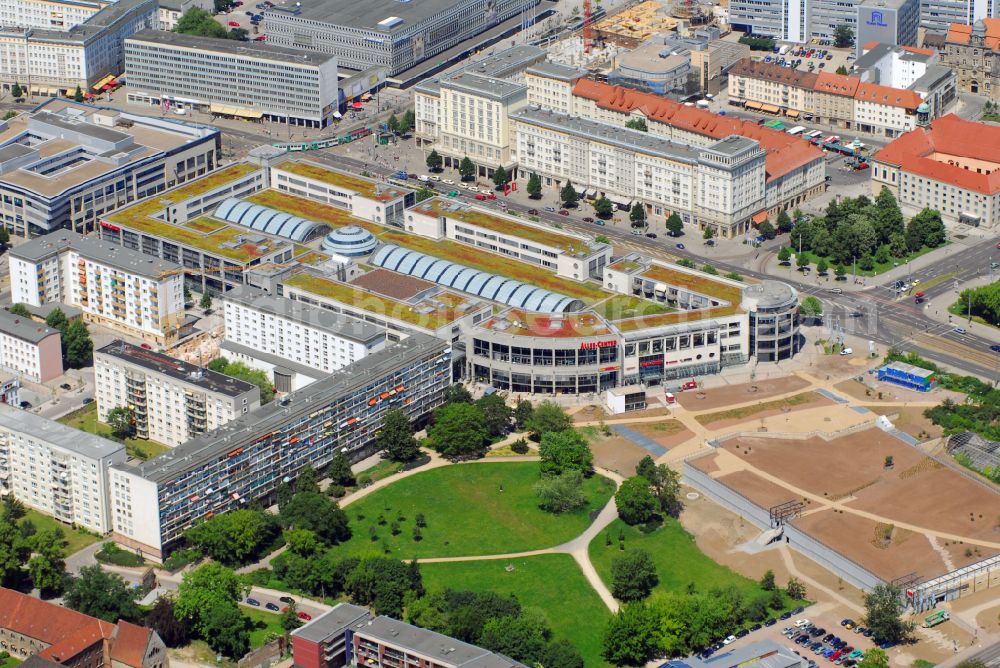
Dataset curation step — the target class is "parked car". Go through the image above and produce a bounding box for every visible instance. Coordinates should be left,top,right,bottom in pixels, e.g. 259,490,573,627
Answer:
60,383,72,390
830,652,842,661
228,20,240,26
82,397,93,404
796,619,812,628
781,612,793,620
545,206,556,212
246,598,260,607
265,602,279,611
527,209,539,215
646,232,657,238
279,596,295,604
558,209,569,216
676,243,685,249
582,216,594,222
298,612,312,620
749,624,762,632
723,636,737,646
735,629,749,639
19,401,32,410
443,179,455,185
475,194,487,200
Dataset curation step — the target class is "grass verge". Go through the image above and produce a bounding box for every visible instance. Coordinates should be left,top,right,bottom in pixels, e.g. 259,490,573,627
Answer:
338,462,615,558
22,508,100,554
695,392,819,426
420,554,612,668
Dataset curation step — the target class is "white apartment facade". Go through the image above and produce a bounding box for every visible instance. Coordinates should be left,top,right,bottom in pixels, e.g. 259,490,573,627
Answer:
511,108,770,238
221,289,387,391
0,0,156,94
9,230,185,344
0,308,63,383
0,404,125,533
0,0,110,31
95,340,260,447
523,61,587,114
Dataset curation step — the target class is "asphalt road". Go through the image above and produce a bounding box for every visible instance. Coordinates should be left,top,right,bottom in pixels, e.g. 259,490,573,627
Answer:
282,147,1000,381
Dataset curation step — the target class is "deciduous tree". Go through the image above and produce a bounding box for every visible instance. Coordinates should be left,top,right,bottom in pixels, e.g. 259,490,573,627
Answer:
526,173,542,199
610,549,659,601
666,213,683,236
279,492,351,545
525,400,571,440
594,197,614,219
28,528,66,594
534,470,586,513
560,181,579,207
863,583,914,643
615,476,658,525
492,165,509,188
145,598,190,647
65,565,141,622
538,429,592,475
429,402,487,459
185,509,278,565
459,157,476,181
378,408,420,462
601,602,658,665
425,150,442,172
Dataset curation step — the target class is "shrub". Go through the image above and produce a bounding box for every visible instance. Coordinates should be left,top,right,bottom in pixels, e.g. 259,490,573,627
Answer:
95,542,144,567
511,438,530,454
328,484,346,498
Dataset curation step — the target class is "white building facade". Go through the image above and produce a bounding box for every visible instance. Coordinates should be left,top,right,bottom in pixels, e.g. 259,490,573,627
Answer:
0,404,125,533
0,309,63,383
9,230,185,344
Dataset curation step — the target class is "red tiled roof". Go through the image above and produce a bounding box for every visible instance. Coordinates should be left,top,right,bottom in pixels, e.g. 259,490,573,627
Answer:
571,79,823,182
0,588,115,663
813,72,860,96
947,18,1000,49
901,45,936,56
855,81,923,109
862,40,879,51
873,114,1000,195
729,59,819,87
110,621,152,668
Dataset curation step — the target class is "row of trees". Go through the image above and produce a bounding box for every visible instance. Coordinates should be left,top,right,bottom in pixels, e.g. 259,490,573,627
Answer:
955,280,1000,326
786,190,946,270
9,305,92,368
387,111,415,137
206,356,275,403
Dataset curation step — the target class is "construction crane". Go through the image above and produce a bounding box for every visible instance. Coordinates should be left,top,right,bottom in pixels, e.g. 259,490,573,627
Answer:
582,0,593,53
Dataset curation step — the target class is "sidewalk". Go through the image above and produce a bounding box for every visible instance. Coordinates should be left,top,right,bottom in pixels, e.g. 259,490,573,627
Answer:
923,274,1000,344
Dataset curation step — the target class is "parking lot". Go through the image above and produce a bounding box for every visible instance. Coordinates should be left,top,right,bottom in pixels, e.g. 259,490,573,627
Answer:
710,609,884,666
758,43,856,78
214,0,268,40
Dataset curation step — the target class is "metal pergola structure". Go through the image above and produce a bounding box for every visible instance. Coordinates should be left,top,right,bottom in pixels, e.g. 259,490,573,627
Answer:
769,500,804,528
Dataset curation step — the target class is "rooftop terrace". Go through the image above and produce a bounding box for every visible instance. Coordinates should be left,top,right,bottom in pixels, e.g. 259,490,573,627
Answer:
613,264,744,331
412,197,601,256
275,160,411,202
481,309,614,338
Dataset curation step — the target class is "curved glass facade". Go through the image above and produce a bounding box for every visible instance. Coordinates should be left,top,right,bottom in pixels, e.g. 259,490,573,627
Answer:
370,244,585,314
215,198,328,242
321,226,379,256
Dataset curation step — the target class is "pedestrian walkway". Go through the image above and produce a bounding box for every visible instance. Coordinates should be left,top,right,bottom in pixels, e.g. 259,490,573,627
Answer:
816,387,849,404
610,424,667,457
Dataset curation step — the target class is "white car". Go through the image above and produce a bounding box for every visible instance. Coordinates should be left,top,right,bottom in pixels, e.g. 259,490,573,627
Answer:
839,347,853,356
480,188,493,194
795,619,811,628
443,179,455,185
723,635,737,645
430,175,441,181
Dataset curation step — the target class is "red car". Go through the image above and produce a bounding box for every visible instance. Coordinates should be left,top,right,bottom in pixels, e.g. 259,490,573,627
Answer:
486,192,497,200
582,216,594,222
228,21,240,26
298,612,312,621
140,343,152,350
681,380,698,390
558,209,569,216
475,194,486,200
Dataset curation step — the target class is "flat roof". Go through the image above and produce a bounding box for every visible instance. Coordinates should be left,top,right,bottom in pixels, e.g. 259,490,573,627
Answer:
411,196,601,256
219,339,325,380
0,403,124,461
441,71,526,101
267,0,481,33
124,332,446,483
512,107,703,164
291,603,371,643
126,29,336,66
0,309,61,344
223,289,385,344
481,309,614,338
525,60,588,82
0,99,218,199
274,160,412,202
96,340,257,397
355,616,526,668
12,229,181,278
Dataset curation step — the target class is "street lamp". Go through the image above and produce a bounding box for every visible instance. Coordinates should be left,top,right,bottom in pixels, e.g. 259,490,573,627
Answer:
992,344,1000,386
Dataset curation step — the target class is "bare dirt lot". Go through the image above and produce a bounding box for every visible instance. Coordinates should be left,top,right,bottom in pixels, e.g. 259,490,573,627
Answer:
572,404,672,423
696,392,835,429
678,375,812,410
589,435,649,475
624,420,694,448
834,378,963,405
860,405,943,440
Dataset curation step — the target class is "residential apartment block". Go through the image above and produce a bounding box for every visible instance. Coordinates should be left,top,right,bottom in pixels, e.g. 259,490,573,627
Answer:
0,99,220,236
524,61,587,114
220,289,386,392
109,333,450,560
124,30,340,128
0,588,167,668
95,341,260,448
0,404,125,533
9,230,185,345
942,19,1000,99
727,59,950,137
872,114,1000,227
0,308,62,383
291,603,527,668
0,0,156,95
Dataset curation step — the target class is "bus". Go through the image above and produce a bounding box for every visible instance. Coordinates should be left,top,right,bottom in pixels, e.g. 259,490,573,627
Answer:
787,126,807,136
923,610,949,628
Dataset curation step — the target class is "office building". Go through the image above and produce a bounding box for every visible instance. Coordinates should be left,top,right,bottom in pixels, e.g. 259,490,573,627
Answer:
124,30,340,128
921,0,1000,33
681,641,804,668
0,99,220,236
0,308,63,383
0,588,168,668
942,19,1000,98
414,45,546,178
871,113,1000,226
291,603,528,668
854,43,957,115
856,0,921,54
9,230,185,345
728,59,948,137
512,109,769,239
109,333,450,560
157,0,211,30
0,0,156,95
95,340,260,448
0,404,125,533
220,289,387,392
728,0,809,42
810,0,860,42
263,0,539,77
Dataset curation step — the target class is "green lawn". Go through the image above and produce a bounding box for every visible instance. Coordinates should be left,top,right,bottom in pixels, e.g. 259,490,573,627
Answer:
242,607,285,648
420,555,612,668
338,462,615,558
589,518,797,605
1,655,22,668
782,244,942,277
22,508,100,554
57,404,170,461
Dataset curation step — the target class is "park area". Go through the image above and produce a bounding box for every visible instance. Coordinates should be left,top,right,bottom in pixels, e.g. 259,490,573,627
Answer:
693,428,1000,581
338,462,616,558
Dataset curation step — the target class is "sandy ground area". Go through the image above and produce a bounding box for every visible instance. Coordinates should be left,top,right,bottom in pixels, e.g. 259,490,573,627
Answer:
696,392,835,430
834,378,964,405
860,404,943,440
677,376,812,410
590,435,650,476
